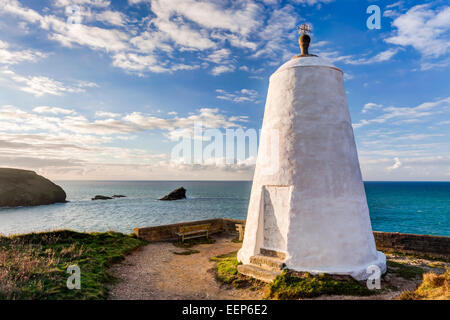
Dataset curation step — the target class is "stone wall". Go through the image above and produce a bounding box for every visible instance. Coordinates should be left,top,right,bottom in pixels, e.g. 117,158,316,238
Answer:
373,231,450,260
133,218,244,242
134,219,449,260
133,219,223,242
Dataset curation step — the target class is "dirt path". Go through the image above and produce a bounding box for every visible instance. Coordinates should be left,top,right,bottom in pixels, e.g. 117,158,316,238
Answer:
108,234,264,300
109,234,448,300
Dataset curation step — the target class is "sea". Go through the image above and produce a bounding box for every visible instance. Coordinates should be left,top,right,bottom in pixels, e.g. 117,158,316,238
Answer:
0,181,449,236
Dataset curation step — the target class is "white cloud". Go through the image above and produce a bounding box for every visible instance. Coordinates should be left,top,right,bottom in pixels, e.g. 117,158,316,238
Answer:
0,0,266,75
419,56,450,71
0,105,246,136
211,65,235,76
53,0,111,8
216,89,258,103
354,97,450,128
95,10,126,27
33,106,76,115
386,4,450,58
320,49,399,65
0,68,98,97
150,0,262,37
252,5,298,62
204,49,231,64
362,102,383,113
95,111,121,118
0,104,255,179
128,0,146,4
293,0,334,5
386,1,403,9
0,40,47,65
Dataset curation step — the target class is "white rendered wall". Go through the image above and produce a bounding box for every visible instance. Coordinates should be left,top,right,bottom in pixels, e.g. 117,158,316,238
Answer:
237,57,386,280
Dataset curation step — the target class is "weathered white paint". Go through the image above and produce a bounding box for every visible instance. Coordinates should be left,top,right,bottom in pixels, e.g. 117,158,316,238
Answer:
237,56,386,280
263,185,292,251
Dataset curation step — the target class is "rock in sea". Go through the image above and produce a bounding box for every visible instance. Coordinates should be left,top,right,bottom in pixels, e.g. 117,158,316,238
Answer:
159,187,186,201
0,168,66,208
92,195,113,201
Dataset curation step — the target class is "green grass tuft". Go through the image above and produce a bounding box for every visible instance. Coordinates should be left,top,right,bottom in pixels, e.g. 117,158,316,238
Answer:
209,251,257,289
172,249,200,255
0,230,146,300
172,237,215,249
215,256,240,284
267,271,376,300
387,261,425,280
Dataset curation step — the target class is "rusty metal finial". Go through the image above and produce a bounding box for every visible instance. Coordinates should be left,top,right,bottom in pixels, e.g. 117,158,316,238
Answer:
292,24,317,59
298,23,312,35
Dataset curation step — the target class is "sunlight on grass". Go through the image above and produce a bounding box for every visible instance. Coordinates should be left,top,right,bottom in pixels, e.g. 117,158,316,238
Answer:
0,230,146,300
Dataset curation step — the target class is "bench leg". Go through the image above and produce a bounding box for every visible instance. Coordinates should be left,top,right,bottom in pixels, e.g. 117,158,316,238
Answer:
206,231,209,239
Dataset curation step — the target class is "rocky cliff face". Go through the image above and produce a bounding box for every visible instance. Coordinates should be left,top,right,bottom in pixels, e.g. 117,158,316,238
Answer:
0,168,66,207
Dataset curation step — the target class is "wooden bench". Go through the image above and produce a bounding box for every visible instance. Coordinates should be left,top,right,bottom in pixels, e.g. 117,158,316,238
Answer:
176,224,211,242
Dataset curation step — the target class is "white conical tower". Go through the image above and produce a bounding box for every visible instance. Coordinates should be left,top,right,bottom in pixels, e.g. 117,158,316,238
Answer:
237,30,386,280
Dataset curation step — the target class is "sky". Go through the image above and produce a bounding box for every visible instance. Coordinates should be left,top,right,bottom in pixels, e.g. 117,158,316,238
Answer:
0,0,449,181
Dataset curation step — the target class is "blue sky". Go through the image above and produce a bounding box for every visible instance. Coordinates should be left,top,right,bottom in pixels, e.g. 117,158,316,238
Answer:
0,0,449,180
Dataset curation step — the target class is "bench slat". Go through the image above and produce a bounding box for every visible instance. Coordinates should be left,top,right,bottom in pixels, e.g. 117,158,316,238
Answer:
176,230,207,236
180,224,210,232
177,224,210,242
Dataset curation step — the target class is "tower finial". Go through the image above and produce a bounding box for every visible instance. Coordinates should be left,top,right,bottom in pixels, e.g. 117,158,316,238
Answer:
294,23,317,58
298,23,312,35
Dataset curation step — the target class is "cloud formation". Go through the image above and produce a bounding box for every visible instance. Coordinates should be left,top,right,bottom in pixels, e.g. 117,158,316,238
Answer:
216,89,258,103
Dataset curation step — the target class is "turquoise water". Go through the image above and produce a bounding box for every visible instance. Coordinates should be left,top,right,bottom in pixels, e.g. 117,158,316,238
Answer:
0,181,448,236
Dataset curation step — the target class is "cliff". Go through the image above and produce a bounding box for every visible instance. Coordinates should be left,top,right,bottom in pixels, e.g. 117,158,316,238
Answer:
0,168,66,207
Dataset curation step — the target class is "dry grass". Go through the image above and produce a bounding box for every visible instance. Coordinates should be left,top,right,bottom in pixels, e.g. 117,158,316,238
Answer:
400,268,449,300
0,240,61,299
0,230,146,300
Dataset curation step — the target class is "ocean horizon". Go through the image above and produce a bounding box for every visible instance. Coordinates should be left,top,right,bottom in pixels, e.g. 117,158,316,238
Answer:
0,180,449,237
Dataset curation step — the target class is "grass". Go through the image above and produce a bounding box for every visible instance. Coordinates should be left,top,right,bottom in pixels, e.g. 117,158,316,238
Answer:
0,230,146,300
210,251,240,284
386,251,450,263
387,261,425,280
400,268,449,300
209,251,263,290
172,237,215,249
210,251,376,299
428,261,447,268
172,249,200,255
171,236,215,255
267,271,376,300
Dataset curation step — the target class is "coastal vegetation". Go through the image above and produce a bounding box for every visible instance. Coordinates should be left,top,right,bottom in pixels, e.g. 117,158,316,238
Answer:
267,271,375,299
387,260,425,280
0,230,146,300
211,251,450,300
400,269,449,300
210,251,375,299
210,251,240,284
171,237,215,255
